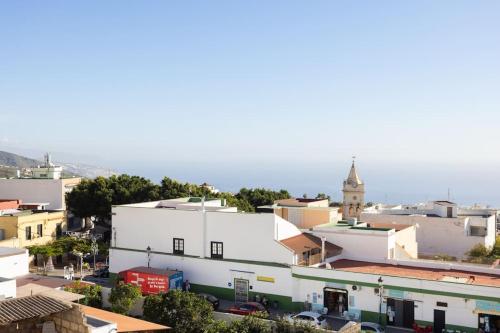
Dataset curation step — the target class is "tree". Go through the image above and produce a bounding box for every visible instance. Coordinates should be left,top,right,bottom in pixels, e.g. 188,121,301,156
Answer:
27,244,61,274
143,290,214,333
160,177,209,199
109,282,141,314
315,193,330,201
66,175,161,221
65,281,102,307
236,188,291,211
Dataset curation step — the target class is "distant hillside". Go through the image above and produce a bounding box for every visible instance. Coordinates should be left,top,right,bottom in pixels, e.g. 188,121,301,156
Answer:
0,150,40,169
0,150,116,179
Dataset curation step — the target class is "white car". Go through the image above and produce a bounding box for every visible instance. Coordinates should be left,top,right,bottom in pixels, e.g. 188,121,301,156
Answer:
361,322,385,333
287,311,327,328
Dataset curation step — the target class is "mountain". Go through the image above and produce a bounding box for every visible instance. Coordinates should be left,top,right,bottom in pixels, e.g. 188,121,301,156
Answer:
0,150,116,179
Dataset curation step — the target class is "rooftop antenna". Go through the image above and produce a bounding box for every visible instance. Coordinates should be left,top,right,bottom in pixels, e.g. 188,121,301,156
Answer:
447,188,451,201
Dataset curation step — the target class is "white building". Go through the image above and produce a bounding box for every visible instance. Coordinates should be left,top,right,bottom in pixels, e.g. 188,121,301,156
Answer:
110,197,500,333
361,201,497,258
0,247,29,299
0,177,80,211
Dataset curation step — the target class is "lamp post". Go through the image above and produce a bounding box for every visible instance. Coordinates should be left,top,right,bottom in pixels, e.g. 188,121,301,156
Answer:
146,246,151,268
378,276,384,325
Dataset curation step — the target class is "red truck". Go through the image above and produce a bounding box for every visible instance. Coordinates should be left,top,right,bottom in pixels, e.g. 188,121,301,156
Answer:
118,266,184,295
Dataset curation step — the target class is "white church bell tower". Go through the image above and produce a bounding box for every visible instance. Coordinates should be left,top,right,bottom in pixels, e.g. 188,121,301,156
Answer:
342,158,365,219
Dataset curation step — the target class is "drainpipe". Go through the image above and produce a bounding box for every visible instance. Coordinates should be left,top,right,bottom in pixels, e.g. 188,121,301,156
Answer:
321,236,326,262
202,197,206,258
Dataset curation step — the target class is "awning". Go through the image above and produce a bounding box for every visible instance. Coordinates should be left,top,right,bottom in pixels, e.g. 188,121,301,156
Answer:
324,287,347,293
474,309,500,316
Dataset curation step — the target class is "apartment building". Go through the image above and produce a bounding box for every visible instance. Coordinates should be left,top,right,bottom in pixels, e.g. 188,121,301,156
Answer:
0,210,65,248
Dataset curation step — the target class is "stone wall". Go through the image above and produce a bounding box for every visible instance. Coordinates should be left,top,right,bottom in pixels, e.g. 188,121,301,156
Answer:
0,304,91,333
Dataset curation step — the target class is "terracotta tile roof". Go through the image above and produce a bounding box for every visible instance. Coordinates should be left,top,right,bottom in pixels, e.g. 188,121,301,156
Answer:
0,295,72,325
280,233,342,257
330,259,500,288
80,305,170,332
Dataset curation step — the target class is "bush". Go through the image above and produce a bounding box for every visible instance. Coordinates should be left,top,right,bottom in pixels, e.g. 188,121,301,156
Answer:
65,281,102,308
143,290,214,333
467,244,492,258
109,282,141,314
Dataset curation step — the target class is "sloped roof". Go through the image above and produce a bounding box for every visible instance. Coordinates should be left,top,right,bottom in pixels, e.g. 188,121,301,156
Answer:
16,283,85,302
280,233,342,257
80,305,170,332
346,161,363,185
0,295,72,325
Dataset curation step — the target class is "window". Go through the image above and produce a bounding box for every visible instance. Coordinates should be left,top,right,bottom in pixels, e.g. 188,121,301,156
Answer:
56,223,62,239
211,241,223,259
37,224,43,237
173,238,184,255
25,226,32,240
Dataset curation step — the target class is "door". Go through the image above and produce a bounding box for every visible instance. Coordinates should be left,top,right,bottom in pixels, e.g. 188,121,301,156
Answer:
403,300,415,328
394,300,404,327
234,278,249,304
434,309,445,333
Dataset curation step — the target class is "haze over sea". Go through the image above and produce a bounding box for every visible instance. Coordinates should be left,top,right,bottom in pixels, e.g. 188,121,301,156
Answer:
1,1,499,207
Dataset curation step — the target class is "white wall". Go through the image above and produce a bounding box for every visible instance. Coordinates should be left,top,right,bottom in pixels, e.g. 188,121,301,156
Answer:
113,206,205,257
311,228,393,261
112,206,296,265
361,213,490,258
0,278,16,299
275,216,302,240
206,212,295,265
0,179,65,210
0,248,29,278
110,248,294,299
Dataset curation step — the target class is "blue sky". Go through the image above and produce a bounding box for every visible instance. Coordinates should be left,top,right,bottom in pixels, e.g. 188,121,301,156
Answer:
1,1,499,205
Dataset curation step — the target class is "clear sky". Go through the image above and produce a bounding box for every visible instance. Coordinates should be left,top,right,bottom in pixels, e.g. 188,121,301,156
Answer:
1,1,499,205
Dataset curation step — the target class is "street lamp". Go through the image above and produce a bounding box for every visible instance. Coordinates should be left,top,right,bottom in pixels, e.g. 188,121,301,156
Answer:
378,276,384,325
146,246,151,268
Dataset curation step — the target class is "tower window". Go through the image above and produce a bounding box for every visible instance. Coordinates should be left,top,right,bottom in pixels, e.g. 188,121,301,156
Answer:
353,196,357,200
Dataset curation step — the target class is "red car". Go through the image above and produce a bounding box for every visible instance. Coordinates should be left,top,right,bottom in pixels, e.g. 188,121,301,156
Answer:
228,302,267,315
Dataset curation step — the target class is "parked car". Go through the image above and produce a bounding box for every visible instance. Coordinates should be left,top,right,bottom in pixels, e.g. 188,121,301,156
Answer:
361,322,385,333
93,266,109,278
228,302,267,315
197,293,220,310
286,311,327,328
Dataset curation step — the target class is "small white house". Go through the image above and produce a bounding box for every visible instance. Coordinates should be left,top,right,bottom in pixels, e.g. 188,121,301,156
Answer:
0,247,29,299
361,201,496,258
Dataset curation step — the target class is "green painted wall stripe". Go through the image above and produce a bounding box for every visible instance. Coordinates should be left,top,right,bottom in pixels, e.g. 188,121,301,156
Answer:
292,273,500,303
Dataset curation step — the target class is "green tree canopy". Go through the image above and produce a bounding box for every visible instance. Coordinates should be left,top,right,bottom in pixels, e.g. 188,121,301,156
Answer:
143,290,215,333
109,282,141,314
64,281,102,308
67,175,161,220
236,188,291,210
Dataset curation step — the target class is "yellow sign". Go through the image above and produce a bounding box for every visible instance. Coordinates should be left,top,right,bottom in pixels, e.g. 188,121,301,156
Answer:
257,276,275,283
